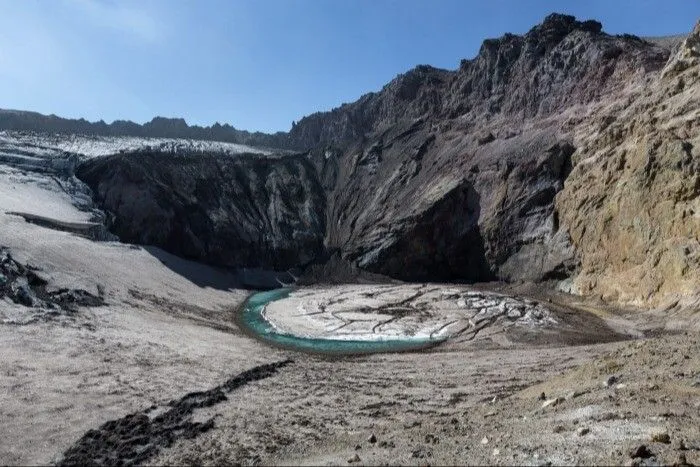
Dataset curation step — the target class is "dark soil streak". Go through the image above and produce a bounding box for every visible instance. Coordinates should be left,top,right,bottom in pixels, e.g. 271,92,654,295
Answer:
58,359,294,466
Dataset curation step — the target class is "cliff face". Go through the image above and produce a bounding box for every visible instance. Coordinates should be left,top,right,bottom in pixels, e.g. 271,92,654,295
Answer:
314,121,578,282
556,21,700,308
304,14,680,286
72,14,699,310
287,14,669,150
77,152,326,270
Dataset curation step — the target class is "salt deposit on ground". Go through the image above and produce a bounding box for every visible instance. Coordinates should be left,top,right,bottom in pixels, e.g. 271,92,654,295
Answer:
262,284,557,342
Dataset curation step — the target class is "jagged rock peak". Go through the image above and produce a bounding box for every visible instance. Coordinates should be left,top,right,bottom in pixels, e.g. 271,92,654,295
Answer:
147,116,188,125
145,116,189,130
529,13,602,38
469,13,603,67
383,65,451,101
288,12,671,150
662,19,700,79
390,64,449,83
474,13,603,57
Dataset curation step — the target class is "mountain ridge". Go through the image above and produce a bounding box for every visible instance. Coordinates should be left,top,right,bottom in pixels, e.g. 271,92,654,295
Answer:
0,14,687,152
0,108,290,149
5,13,699,311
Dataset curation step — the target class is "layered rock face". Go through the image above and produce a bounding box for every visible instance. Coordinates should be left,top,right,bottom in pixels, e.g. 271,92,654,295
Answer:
317,123,578,282
287,15,669,149
77,151,325,270
557,21,700,308
304,14,678,285
73,14,699,309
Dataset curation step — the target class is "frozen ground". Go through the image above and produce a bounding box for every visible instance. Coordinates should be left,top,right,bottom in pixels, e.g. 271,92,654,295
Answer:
262,284,557,342
0,167,93,223
0,131,274,160
0,141,698,466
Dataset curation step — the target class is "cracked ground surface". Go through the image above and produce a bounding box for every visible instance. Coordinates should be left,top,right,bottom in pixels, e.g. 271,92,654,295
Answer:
260,283,616,347
3,261,698,466
262,284,558,342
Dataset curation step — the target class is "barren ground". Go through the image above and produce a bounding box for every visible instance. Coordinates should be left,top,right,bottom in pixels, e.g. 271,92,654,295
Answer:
1,168,699,466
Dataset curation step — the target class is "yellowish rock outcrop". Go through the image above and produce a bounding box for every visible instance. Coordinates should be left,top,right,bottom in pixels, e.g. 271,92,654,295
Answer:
557,21,700,309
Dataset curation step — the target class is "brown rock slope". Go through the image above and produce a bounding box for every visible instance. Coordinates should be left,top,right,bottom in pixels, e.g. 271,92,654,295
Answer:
557,20,700,309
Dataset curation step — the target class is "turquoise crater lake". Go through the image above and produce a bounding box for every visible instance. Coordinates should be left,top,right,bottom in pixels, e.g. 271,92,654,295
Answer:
238,288,444,355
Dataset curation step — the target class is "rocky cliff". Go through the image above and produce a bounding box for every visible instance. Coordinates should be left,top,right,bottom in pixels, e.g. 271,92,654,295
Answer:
72,14,699,309
557,20,700,309
77,151,325,271
286,14,670,150
304,13,682,286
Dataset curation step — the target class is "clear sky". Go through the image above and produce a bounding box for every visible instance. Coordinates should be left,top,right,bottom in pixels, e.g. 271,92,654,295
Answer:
0,0,698,133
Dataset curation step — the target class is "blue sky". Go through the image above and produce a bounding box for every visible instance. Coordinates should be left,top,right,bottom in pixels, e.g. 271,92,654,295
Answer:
0,0,698,133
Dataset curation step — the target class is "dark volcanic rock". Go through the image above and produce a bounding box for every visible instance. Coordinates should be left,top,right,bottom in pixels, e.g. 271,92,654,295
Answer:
76,151,326,271
283,13,672,283
319,124,578,282
286,13,668,150
69,14,693,292
0,246,104,315
0,110,292,149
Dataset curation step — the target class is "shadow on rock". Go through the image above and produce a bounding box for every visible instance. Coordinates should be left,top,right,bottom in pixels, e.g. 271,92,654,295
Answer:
143,245,299,291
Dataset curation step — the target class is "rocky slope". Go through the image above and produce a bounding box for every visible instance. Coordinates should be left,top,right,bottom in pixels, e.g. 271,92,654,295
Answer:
287,15,669,149
304,13,688,287
69,14,698,310
557,20,700,309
